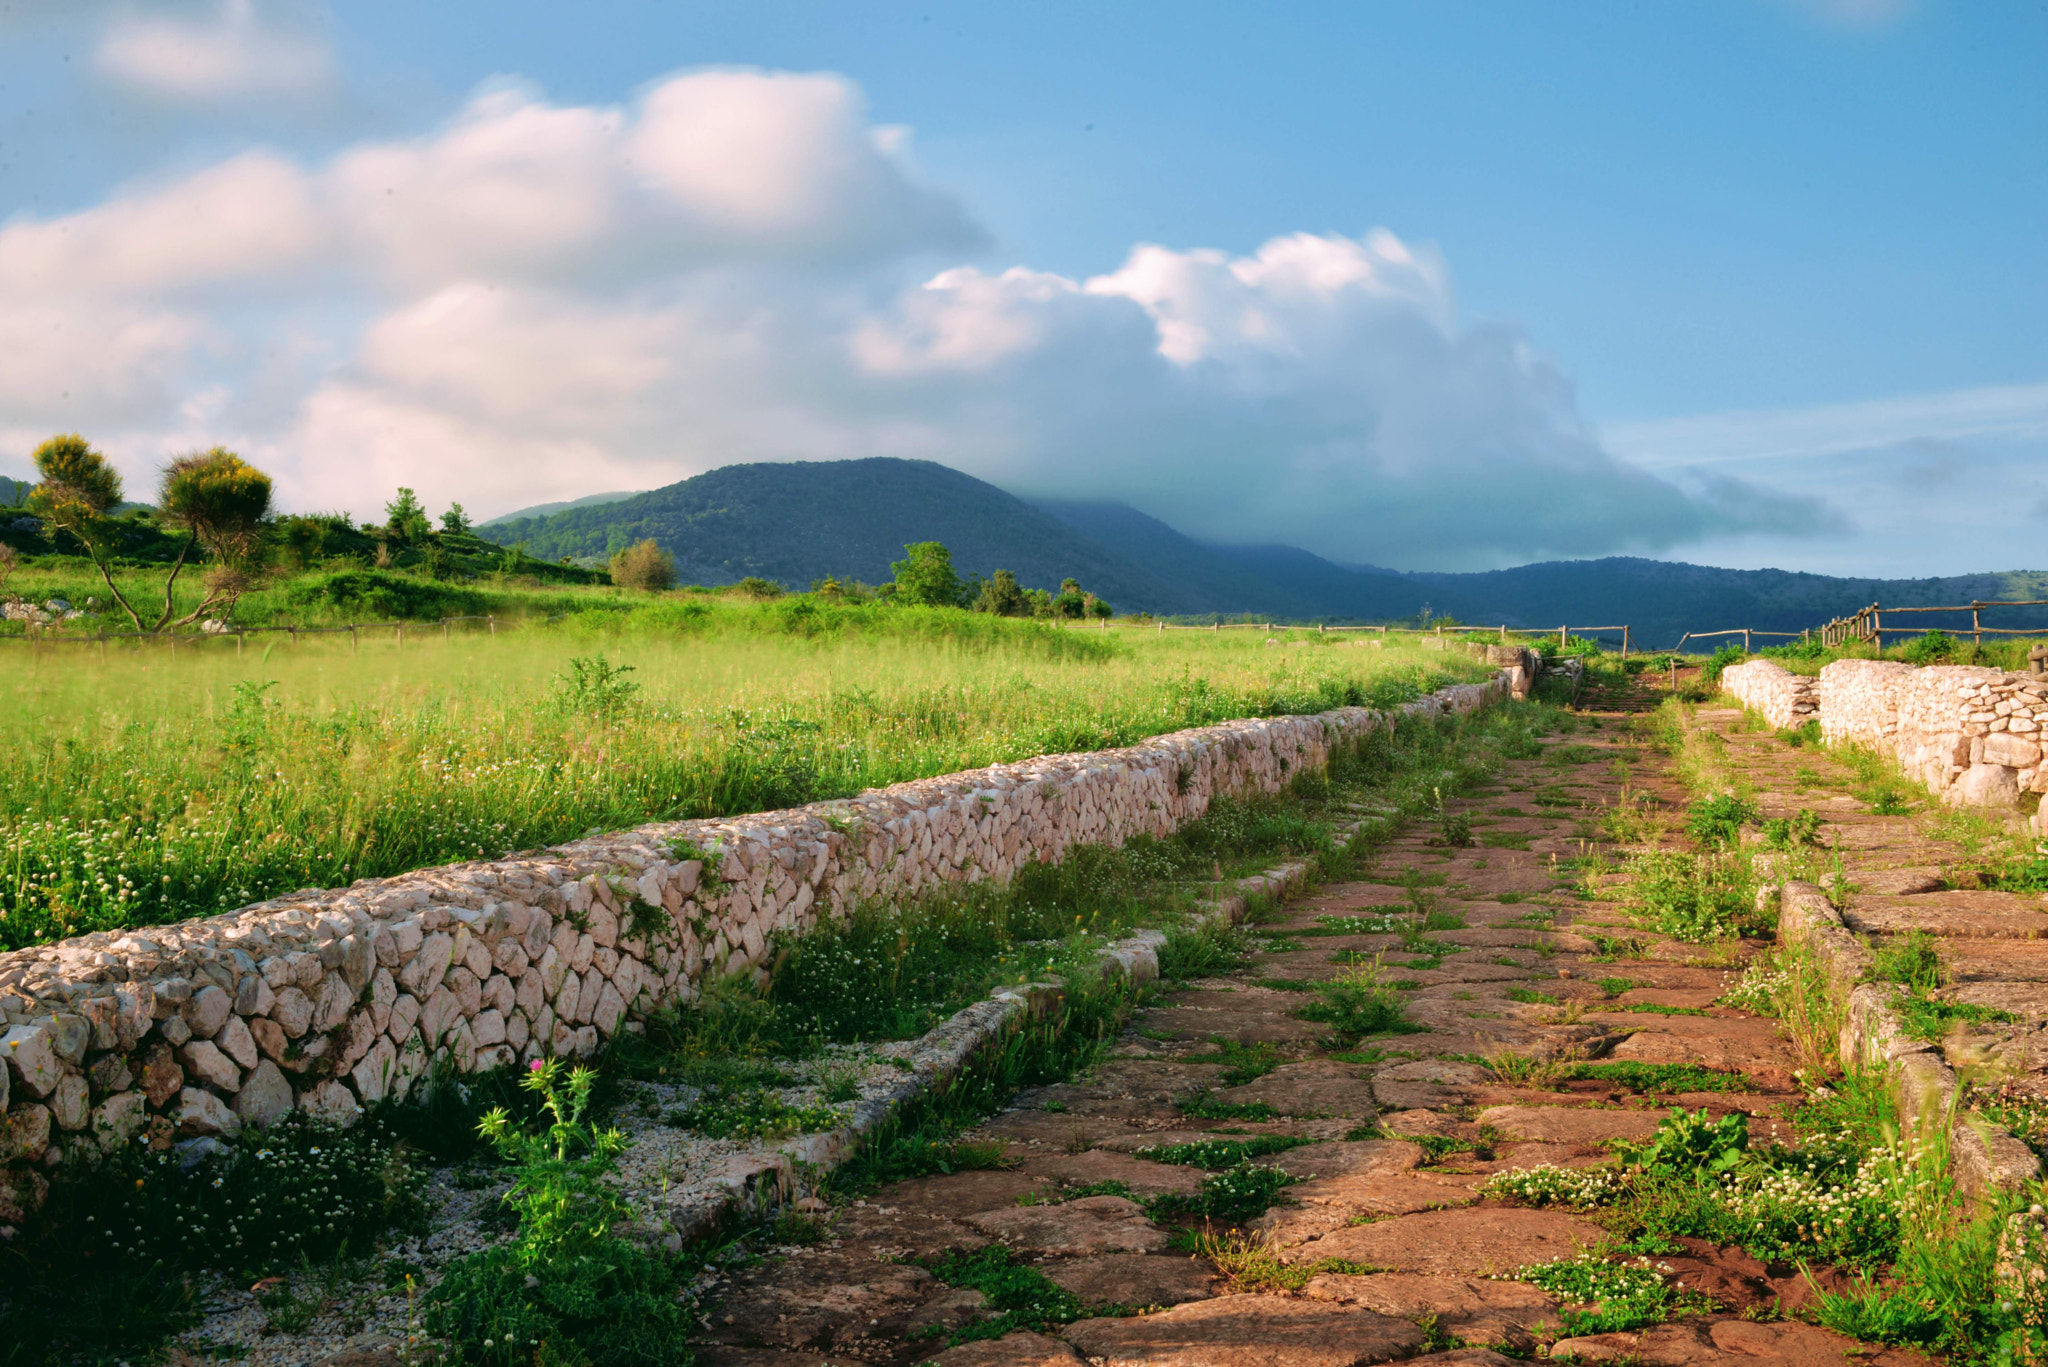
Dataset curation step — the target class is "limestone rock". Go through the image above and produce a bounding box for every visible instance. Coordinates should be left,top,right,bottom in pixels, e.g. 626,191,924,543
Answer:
233,1060,294,1127
966,1195,1169,1255
1063,1295,1424,1367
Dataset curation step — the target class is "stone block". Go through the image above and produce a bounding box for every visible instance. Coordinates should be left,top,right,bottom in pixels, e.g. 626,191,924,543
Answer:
297,1079,360,1125
180,1039,242,1093
185,985,232,1039
49,1073,89,1131
1985,732,2042,769
138,1041,185,1106
218,1014,259,1070
3,1024,62,1098
1953,762,2021,809
233,1060,294,1127
1,1103,52,1163
176,1087,241,1139
272,986,314,1037
89,1091,148,1153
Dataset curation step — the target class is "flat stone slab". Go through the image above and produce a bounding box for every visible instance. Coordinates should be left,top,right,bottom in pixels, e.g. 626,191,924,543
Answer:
1278,1206,1607,1275
1852,867,1946,896
1062,1294,1425,1367
1285,1173,1478,1216
1941,938,2048,983
1301,1272,1559,1345
1145,1008,1327,1044
924,1331,1087,1367
709,1249,937,1351
1258,1139,1425,1179
1550,1319,1939,1367
1214,1061,1378,1117
967,1195,1168,1254
1842,891,2048,940
1019,1150,1206,1197
880,1170,1050,1219
1041,1253,1217,1308
1474,1105,1663,1145
1599,1015,1793,1073
980,1110,1142,1149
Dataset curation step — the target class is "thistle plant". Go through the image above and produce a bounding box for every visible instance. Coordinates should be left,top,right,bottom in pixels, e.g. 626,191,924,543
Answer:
478,1058,629,1261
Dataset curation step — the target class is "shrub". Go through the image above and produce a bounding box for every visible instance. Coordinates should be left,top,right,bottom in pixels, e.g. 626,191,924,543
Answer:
609,539,675,591
1702,642,1748,686
427,1060,687,1367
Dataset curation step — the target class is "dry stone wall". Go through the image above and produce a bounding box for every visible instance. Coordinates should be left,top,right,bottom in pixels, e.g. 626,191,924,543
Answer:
1720,657,2047,823
0,677,1508,1208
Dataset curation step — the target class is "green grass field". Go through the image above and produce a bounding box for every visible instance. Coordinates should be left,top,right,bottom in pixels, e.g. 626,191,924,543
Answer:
0,598,1485,951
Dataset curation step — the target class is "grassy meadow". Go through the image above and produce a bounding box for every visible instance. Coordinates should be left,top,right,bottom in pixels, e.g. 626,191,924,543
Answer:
0,597,1487,951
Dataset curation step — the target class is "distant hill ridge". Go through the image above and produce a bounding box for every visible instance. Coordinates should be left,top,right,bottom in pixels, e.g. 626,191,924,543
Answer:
463,458,2048,644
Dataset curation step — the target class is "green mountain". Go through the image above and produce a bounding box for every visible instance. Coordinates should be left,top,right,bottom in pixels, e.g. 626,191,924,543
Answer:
469,456,2048,642
480,490,642,526
475,458,1200,609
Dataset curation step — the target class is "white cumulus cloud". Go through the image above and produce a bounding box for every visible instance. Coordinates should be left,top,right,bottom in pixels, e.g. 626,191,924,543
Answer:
93,0,337,104
0,65,1832,571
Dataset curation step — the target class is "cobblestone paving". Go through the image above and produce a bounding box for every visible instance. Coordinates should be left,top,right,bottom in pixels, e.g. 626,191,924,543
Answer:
692,696,1945,1367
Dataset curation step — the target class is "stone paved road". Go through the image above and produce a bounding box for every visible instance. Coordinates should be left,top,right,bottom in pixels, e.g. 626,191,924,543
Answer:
695,697,1939,1367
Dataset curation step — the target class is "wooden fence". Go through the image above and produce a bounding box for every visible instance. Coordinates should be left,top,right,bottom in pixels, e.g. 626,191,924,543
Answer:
1086,618,1635,654
1675,599,2048,656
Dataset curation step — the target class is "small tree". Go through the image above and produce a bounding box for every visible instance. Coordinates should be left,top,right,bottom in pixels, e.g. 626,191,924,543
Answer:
735,576,783,600
973,568,1028,617
1053,578,1090,619
384,487,432,543
156,447,274,625
1087,594,1113,620
29,435,143,628
440,503,472,536
609,538,675,591
891,541,962,607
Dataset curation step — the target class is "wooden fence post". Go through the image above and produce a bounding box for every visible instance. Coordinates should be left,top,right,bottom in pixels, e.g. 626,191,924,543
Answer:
1974,603,1983,649
489,615,497,637
1559,625,1567,649
1743,629,1751,653
1622,626,1631,659
351,625,359,655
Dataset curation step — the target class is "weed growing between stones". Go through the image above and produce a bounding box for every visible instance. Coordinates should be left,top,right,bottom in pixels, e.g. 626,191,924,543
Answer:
1134,1135,1310,1168
1295,959,1424,1042
920,1245,1090,1343
1620,850,1767,942
1861,929,2020,1042
1520,1253,1699,1334
1145,1162,1298,1224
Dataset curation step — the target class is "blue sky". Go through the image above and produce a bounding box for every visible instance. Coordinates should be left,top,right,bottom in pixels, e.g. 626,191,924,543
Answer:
1,0,2042,574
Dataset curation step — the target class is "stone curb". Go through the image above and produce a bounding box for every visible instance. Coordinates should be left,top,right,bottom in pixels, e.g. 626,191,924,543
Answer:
658,771,1390,1244
1775,879,2040,1196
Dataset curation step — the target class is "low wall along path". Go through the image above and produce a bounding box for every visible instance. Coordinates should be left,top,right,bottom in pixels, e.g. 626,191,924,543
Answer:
1724,657,2048,823
0,677,1510,1200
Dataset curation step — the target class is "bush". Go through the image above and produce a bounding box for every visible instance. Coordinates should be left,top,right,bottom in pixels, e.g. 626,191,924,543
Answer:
426,1060,687,1367
608,539,674,592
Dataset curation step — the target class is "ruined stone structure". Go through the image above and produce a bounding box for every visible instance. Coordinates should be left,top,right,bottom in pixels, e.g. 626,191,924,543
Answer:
0,678,1508,1204
1721,657,2046,824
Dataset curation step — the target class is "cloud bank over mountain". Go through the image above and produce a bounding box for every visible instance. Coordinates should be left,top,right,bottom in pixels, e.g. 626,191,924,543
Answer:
0,61,1836,570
